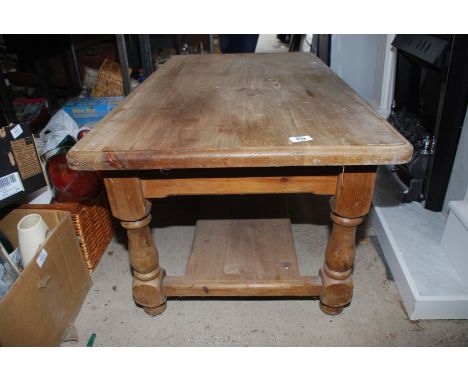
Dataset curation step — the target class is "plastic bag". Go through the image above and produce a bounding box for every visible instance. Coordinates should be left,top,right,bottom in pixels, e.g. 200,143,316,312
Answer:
36,110,80,155
0,249,21,300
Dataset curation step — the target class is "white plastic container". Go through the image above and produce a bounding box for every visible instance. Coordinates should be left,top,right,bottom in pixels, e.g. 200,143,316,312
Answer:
17,213,49,267
441,189,468,285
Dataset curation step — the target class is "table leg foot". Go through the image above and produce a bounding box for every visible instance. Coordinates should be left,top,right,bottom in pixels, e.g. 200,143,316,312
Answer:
124,218,167,315
144,302,167,316
319,213,362,315
319,303,344,316
132,269,166,316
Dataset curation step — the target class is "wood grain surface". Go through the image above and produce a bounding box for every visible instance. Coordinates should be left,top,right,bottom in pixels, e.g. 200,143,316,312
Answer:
163,218,323,297
68,52,412,170
141,175,338,198
186,218,300,280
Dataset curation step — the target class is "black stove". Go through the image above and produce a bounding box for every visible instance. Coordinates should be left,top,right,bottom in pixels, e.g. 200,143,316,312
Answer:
389,34,468,211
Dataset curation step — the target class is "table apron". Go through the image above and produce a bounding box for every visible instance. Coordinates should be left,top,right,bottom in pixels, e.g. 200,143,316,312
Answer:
141,175,338,198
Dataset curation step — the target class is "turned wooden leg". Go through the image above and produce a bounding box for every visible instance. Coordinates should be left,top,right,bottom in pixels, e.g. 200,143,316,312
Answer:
319,214,362,315
319,167,376,315
104,177,166,315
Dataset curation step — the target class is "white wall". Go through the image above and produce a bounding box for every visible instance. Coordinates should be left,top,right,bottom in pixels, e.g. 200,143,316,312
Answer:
443,107,468,214
330,35,380,102
330,34,396,118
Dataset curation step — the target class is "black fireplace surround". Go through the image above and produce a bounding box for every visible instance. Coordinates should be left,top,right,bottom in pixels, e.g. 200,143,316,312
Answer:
389,35,468,212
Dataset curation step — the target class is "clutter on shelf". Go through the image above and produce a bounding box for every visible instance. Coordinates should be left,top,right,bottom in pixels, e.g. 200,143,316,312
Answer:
91,58,133,97
80,66,99,96
36,109,80,155
62,96,123,127
13,98,51,134
0,122,47,209
0,38,164,344
1,49,140,302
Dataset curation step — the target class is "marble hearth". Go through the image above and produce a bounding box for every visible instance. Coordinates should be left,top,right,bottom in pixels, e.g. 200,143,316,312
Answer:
370,166,468,319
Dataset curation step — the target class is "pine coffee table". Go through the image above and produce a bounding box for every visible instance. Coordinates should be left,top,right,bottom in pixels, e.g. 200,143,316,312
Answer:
68,52,412,316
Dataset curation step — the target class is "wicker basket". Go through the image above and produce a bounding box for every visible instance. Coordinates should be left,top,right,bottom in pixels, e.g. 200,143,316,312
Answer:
20,194,114,272
91,58,126,97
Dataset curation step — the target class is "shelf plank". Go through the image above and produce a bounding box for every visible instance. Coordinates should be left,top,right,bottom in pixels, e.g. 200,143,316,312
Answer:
187,218,299,280
164,218,321,297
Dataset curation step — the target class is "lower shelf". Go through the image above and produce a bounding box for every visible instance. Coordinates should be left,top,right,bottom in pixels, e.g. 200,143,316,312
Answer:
163,218,322,297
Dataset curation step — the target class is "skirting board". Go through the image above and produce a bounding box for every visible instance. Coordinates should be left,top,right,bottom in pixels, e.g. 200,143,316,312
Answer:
370,205,468,320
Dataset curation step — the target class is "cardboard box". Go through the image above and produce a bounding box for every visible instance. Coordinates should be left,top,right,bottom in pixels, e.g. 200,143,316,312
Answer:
0,123,47,209
0,209,91,346
62,97,124,127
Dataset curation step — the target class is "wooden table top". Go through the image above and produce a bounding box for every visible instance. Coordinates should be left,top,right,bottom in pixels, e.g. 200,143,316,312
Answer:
68,53,412,171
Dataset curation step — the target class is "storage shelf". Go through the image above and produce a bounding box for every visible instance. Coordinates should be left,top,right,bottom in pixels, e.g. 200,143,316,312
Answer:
163,218,322,297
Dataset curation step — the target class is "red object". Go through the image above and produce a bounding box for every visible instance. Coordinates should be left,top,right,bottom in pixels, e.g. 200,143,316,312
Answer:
77,129,91,141
46,153,101,202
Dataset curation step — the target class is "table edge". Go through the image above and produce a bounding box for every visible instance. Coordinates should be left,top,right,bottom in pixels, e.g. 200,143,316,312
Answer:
67,141,413,171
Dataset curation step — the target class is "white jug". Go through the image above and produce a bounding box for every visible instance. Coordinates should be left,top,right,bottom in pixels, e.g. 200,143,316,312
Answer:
17,214,49,267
